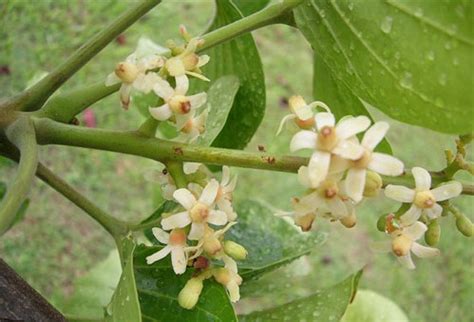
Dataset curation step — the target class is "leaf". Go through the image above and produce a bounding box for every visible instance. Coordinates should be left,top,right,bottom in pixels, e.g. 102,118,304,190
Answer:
229,200,326,280
341,289,408,322
194,0,266,149
313,52,392,154
0,181,30,231
106,237,141,322
239,270,363,321
197,75,240,146
57,251,121,320
133,245,237,322
295,0,473,134
141,200,178,243
232,0,270,16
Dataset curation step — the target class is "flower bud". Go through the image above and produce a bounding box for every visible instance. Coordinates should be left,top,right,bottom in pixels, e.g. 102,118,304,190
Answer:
114,62,138,83
425,219,441,246
178,277,203,310
391,233,412,257
224,241,248,260
213,268,231,285
166,57,186,76
455,213,474,237
363,171,383,197
340,211,357,228
203,235,222,256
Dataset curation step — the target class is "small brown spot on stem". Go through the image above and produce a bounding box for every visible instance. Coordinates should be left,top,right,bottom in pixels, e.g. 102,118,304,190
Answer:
174,147,183,155
257,145,266,152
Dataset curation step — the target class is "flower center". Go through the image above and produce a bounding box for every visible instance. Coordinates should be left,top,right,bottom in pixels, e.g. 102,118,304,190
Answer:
169,95,191,114
352,150,372,169
414,190,435,209
169,229,187,246
319,179,339,199
317,126,338,151
166,57,186,76
190,203,209,223
182,53,199,71
294,117,315,129
115,62,139,83
391,233,412,257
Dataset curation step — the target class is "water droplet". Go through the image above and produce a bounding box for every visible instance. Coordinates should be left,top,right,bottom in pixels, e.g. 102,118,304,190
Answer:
426,51,435,61
380,16,393,34
400,72,413,89
438,74,447,86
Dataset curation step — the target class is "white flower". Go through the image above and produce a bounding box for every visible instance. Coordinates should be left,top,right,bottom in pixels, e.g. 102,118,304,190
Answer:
165,37,210,81
106,53,163,109
161,179,228,240
146,228,188,274
277,96,330,135
385,167,462,225
148,75,207,124
215,166,238,221
291,112,370,187
177,109,208,143
186,222,237,260
390,221,440,269
213,267,242,303
344,121,404,203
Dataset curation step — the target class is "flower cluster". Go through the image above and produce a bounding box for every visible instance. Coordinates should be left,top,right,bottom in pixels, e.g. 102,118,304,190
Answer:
106,26,210,142
146,165,245,309
279,96,463,269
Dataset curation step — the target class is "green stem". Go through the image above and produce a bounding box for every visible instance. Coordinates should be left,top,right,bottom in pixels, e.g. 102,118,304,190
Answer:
198,0,305,52
137,117,159,137
17,0,161,112
166,161,187,189
0,117,38,236
32,118,474,195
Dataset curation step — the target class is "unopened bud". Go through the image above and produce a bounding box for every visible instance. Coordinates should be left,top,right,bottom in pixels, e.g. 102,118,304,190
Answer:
178,277,203,310
213,268,231,285
340,212,357,228
391,233,412,257
224,241,248,260
203,235,222,256
456,213,474,237
425,219,441,246
114,62,138,83
363,171,383,197
294,213,316,232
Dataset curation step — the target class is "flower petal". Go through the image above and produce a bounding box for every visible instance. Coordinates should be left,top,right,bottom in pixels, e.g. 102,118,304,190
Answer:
226,280,240,302
183,162,201,175
423,203,443,219
188,222,205,240
327,197,348,219
175,75,189,95
222,254,238,273
400,204,422,226
345,168,366,203
217,199,237,221
332,139,364,160
199,179,219,206
188,92,207,109
308,151,331,187
431,181,462,201
119,84,132,109
152,227,170,244
361,121,389,151
153,78,174,100
171,246,187,274
161,211,192,230
412,167,431,191
221,166,231,186
173,188,197,209
105,72,120,86
208,210,228,226
397,254,415,270
384,185,416,202
294,104,313,120
146,245,171,264
368,153,404,176
290,130,317,152
149,104,172,121
315,112,335,131
403,221,427,240
297,166,313,188
336,116,371,140
198,54,210,67
133,72,160,93
411,242,440,258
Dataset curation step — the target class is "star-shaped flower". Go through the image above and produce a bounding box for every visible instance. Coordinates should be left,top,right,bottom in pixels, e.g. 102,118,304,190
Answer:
146,228,188,274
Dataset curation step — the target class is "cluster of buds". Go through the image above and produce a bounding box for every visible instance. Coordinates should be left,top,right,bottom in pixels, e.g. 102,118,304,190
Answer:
145,165,246,308
279,96,465,269
106,26,210,142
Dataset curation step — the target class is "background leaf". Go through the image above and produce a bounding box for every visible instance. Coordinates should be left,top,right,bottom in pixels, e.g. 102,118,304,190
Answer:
229,200,326,280
193,0,266,149
197,75,240,146
133,245,237,322
239,270,363,321
232,0,270,16
313,52,392,154
295,0,473,134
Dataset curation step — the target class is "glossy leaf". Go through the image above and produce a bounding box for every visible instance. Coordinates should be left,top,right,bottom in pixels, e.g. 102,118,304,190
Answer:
106,237,141,322
295,0,473,134
313,52,392,154
194,0,266,149
232,0,270,16
134,245,237,322
229,200,325,280
239,270,363,321
197,75,240,146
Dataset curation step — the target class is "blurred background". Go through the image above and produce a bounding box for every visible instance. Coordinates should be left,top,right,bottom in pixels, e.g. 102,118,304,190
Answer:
0,1,472,321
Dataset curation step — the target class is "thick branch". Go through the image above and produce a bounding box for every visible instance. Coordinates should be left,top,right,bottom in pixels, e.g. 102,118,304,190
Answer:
17,0,160,112
32,118,474,195
0,117,38,236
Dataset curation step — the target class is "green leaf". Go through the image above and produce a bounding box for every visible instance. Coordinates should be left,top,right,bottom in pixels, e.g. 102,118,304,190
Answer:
133,245,237,322
229,200,325,280
57,251,121,320
295,0,473,134
239,270,363,321
106,237,141,322
141,200,178,243
197,75,240,146
313,52,392,154
194,0,266,149
341,289,408,322
232,0,270,16
0,181,30,231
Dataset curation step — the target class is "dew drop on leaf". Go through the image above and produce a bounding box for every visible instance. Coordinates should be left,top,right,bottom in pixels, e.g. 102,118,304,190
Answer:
380,16,393,34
